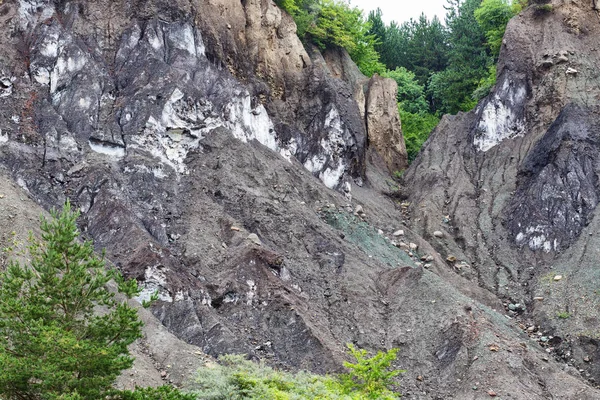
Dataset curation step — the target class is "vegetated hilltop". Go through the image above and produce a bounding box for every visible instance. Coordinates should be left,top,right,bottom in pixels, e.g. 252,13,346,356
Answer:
0,0,599,398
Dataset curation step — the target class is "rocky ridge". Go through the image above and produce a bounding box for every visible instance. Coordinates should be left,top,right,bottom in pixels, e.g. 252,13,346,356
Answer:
403,0,600,392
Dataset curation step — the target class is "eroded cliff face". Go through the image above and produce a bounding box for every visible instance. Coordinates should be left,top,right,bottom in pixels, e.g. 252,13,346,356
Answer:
404,0,600,389
1,0,600,398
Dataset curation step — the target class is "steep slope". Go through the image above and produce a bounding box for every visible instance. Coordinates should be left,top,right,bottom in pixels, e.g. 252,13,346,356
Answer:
1,0,599,398
404,0,600,389
0,171,206,390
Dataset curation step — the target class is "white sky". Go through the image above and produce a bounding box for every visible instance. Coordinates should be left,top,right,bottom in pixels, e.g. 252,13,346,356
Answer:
349,0,449,24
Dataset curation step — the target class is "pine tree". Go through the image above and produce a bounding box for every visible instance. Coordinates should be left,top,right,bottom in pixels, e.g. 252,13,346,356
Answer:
0,201,143,400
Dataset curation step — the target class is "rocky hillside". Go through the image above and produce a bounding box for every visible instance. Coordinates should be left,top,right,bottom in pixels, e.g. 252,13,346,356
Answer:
404,0,600,394
1,0,600,398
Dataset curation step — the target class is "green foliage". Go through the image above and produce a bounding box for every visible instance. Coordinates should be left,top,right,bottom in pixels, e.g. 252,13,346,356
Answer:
472,64,497,101
370,13,448,86
392,170,404,180
190,346,403,399
533,4,553,13
382,67,428,114
338,344,403,399
276,0,384,76
511,0,529,14
399,108,440,162
474,0,516,58
112,386,196,400
428,68,479,115
190,354,340,399
556,311,571,319
0,201,143,400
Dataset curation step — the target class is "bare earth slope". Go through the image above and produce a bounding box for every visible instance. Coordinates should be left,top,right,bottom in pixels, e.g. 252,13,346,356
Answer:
1,0,600,398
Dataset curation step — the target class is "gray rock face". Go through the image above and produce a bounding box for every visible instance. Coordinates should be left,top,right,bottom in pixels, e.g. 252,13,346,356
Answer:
506,104,599,252
404,0,600,389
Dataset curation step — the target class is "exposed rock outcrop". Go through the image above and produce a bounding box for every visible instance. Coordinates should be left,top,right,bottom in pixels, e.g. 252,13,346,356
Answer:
366,75,408,173
403,0,600,388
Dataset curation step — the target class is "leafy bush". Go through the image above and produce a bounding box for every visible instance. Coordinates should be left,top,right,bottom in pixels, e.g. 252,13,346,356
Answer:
382,67,428,114
338,344,404,399
112,386,196,400
189,345,403,399
399,108,440,162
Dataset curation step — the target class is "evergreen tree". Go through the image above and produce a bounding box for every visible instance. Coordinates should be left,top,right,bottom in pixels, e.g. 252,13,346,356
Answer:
429,0,491,114
0,202,143,400
474,0,516,58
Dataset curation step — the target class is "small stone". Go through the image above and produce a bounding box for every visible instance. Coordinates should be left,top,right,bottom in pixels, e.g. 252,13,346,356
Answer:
488,389,497,397
553,275,563,281
424,263,432,268
417,375,424,382
409,243,418,251
377,229,384,235
446,255,457,263
0,194,4,199
231,226,241,231
566,67,578,75
354,205,364,215
425,255,434,262
508,304,517,311
247,233,262,245
433,230,444,238
393,230,405,236
527,326,535,332
160,370,167,378
584,356,591,362
489,344,499,352
557,54,569,63
533,296,544,301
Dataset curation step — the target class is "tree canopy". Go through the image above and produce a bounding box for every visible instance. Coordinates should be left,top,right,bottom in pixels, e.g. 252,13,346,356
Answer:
0,202,190,400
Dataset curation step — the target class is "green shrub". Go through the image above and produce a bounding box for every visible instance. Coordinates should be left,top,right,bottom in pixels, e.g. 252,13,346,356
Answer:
382,67,429,114
275,0,384,76
399,108,439,162
556,311,571,319
338,344,403,399
112,386,196,400
472,65,497,101
534,4,553,13
189,345,403,399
